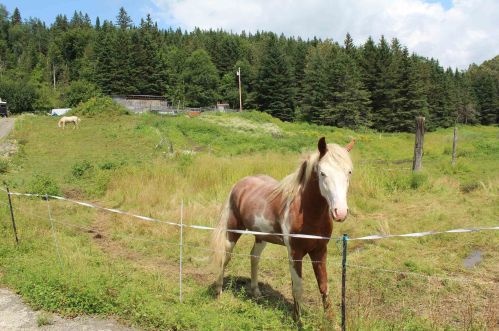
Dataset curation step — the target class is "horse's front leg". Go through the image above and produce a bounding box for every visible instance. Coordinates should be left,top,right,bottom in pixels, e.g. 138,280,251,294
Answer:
287,246,304,324
310,245,333,320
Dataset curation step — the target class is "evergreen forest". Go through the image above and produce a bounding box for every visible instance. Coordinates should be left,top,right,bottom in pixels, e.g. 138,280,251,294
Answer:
0,5,497,131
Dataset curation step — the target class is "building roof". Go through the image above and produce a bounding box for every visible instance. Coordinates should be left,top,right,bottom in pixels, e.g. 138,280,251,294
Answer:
112,95,167,101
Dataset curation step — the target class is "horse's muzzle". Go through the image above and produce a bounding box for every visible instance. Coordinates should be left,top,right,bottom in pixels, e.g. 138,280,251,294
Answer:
331,208,348,222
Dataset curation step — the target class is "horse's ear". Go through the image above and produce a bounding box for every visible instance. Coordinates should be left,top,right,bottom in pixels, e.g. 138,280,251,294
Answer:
318,137,328,159
345,139,355,152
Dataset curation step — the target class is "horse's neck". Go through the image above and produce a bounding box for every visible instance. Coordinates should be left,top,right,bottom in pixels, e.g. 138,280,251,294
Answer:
298,171,329,219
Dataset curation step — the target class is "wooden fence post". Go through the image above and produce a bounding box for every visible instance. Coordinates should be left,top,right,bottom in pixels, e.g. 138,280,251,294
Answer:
451,126,457,166
412,117,425,171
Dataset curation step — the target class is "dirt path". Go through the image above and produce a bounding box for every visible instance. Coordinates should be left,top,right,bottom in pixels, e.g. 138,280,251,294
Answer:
0,118,137,330
0,117,15,140
0,288,137,331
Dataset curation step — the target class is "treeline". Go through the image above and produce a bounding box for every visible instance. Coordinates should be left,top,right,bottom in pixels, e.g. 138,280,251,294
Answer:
0,5,498,131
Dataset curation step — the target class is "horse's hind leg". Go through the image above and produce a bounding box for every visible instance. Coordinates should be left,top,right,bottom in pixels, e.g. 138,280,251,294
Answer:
250,238,266,297
215,228,241,296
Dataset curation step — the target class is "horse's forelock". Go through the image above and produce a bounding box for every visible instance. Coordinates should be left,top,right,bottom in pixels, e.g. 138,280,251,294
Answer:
323,144,353,171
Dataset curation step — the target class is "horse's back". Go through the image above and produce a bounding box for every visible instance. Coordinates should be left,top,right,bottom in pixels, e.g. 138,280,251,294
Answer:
229,175,283,238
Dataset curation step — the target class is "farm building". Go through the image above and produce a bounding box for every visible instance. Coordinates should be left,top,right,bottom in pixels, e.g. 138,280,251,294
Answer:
216,102,230,111
112,95,169,113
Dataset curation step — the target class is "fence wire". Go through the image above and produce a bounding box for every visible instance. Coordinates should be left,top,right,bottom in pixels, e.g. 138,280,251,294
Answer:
2,188,498,330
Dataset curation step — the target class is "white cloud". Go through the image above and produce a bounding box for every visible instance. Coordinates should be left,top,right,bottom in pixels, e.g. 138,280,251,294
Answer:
149,0,499,69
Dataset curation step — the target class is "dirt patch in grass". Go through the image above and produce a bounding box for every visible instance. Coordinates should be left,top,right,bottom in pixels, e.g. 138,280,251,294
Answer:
90,211,213,284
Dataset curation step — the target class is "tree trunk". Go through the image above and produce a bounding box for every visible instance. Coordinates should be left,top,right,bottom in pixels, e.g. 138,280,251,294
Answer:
412,117,425,171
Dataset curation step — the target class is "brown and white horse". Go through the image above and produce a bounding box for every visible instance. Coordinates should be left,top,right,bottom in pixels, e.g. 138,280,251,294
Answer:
212,137,354,323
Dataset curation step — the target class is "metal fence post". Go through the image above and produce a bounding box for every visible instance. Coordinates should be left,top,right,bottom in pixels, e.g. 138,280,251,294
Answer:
6,186,19,245
179,200,184,303
341,234,349,331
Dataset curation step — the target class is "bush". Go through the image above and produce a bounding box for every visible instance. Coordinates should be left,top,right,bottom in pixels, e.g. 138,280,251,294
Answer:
64,80,102,107
409,172,428,189
69,97,129,117
27,174,60,196
0,158,9,174
0,76,37,114
71,160,93,178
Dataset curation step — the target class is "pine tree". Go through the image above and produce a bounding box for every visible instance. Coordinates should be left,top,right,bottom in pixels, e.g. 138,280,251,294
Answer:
331,51,372,129
255,34,295,121
302,45,328,124
344,33,355,56
472,72,499,124
182,49,219,107
94,21,116,94
110,28,136,94
116,7,132,30
11,7,21,25
396,51,429,131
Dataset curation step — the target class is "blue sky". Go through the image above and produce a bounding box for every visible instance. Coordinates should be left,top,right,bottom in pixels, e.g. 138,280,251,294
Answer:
2,1,498,69
3,0,453,29
1,0,167,28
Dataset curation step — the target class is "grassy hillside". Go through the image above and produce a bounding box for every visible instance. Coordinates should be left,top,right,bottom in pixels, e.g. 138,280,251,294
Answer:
0,111,497,330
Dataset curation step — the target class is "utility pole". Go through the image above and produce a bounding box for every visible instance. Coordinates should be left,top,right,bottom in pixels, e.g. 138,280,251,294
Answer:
53,64,56,90
237,67,242,112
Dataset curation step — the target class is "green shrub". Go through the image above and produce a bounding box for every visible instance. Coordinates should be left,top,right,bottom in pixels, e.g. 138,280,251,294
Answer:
0,158,9,174
27,174,60,196
409,172,428,189
64,80,102,107
69,97,129,117
99,162,117,170
71,160,93,178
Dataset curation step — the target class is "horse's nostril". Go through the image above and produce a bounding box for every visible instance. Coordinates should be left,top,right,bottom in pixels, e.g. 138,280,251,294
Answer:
333,208,338,218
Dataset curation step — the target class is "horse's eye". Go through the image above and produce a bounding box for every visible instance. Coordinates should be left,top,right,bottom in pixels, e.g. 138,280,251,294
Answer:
320,171,326,177
348,170,352,175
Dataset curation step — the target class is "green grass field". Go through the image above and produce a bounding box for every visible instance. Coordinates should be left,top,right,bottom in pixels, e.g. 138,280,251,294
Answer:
0,111,497,330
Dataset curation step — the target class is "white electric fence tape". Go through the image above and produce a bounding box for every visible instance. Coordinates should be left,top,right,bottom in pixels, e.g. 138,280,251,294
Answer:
5,190,499,241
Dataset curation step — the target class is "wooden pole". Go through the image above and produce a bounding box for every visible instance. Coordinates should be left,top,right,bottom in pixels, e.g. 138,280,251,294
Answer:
6,187,19,245
451,126,457,166
412,116,425,172
52,64,56,90
341,234,348,331
237,67,243,112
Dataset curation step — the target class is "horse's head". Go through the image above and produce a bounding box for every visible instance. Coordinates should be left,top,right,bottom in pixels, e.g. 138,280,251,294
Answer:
316,137,354,222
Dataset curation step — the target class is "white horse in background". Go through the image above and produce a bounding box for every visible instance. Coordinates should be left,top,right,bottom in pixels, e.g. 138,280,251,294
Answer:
58,116,80,129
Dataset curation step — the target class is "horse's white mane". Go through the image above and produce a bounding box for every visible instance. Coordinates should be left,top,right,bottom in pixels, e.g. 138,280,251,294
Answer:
271,143,352,204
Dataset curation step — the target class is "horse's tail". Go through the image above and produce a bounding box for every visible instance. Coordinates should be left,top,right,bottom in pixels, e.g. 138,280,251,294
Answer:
211,194,231,271
57,119,62,127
